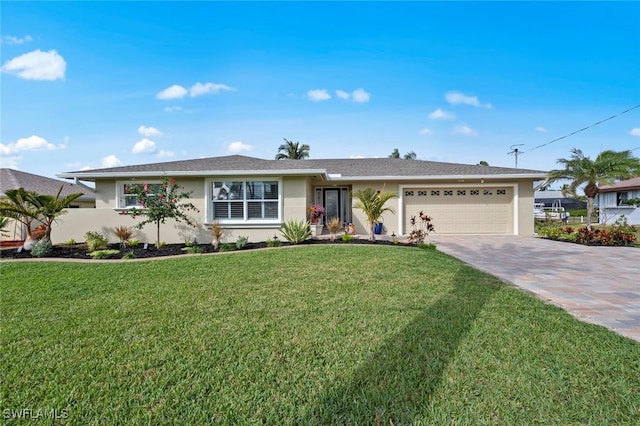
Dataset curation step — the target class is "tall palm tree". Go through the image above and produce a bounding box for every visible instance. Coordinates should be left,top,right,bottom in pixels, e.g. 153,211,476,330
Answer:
546,148,640,229
403,150,417,160
353,187,396,241
275,138,310,160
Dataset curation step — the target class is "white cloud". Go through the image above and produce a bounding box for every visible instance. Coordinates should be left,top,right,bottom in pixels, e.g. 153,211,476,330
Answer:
536,126,548,132
629,128,640,137
336,90,350,100
189,82,234,97
156,84,188,100
352,88,371,103
1,35,33,45
132,138,157,154
101,155,122,168
79,165,93,171
157,82,234,100
307,89,331,102
227,141,254,153
349,155,365,159
335,88,371,103
164,106,182,112
419,128,434,135
138,125,162,137
157,150,175,158
1,49,66,81
428,108,456,120
0,135,63,155
0,155,22,169
445,91,492,108
452,125,478,136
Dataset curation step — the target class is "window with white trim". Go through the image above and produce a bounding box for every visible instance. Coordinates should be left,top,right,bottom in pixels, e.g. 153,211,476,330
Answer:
119,182,164,209
211,180,279,222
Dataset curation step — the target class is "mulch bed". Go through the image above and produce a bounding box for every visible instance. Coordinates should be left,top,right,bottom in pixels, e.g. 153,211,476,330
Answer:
1,238,409,261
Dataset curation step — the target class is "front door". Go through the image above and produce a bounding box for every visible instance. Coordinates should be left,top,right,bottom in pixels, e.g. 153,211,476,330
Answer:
315,187,350,225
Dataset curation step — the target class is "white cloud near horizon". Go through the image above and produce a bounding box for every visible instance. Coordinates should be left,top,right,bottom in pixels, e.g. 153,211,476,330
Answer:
132,138,157,154
101,155,122,168
1,49,66,81
336,90,350,100
0,155,22,169
157,150,175,158
452,125,478,136
351,88,371,103
629,128,640,137
227,141,254,153
307,89,331,102
428,108,456,120
445,91,492,109
1,35,33,45
0,135,64,155
157,82,235,100
138,125,162,137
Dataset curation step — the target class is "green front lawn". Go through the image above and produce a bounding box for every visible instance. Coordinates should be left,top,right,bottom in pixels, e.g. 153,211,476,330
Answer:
1,246,638,424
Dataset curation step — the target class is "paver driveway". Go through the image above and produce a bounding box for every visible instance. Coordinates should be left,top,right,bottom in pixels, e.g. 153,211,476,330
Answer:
429,235,640,342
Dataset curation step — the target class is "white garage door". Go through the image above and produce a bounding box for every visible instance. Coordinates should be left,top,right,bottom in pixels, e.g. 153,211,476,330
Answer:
404,187,514,234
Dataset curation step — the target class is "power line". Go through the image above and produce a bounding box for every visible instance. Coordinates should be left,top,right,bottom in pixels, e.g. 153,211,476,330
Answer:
520,103,640,154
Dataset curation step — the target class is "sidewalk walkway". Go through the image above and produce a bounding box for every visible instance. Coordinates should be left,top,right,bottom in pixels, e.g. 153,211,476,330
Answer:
429,235,640,342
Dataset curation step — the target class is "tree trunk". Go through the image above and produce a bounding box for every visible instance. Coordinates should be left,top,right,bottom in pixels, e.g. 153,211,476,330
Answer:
586,196,595,230
370,223,375,241
156,220,161,248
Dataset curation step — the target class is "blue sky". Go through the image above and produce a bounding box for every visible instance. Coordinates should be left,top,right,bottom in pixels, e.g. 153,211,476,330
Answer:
2,1,639,181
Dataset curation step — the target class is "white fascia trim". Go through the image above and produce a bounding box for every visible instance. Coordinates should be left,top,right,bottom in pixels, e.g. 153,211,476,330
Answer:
327,173,547,182
57,169,327,180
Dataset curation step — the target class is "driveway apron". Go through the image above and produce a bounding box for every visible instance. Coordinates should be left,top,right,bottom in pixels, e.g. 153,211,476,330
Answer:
429,235,640,342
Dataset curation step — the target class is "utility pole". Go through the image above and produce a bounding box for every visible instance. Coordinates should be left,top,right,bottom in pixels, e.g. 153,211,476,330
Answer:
508,144,524,168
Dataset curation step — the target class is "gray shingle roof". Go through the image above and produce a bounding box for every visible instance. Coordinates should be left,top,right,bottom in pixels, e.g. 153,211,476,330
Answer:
1,168,94,200
59,155,546,180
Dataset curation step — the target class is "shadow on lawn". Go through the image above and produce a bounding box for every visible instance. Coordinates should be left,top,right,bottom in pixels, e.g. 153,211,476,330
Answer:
304,262,499,425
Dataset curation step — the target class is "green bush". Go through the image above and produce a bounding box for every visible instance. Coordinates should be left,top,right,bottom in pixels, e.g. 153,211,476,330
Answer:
219,243,235,252
341,234,354,243
128,239,141,248
122,250,136,260
266,237,282,248
417,242,437,250
181,245,203,254
280,220,311,244
85,231,109,251
236,236,249,250
89,249,120,259
31,239,52,257
64,238,76,245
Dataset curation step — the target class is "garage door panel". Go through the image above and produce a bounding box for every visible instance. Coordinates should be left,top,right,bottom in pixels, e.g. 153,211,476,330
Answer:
404,187,513,234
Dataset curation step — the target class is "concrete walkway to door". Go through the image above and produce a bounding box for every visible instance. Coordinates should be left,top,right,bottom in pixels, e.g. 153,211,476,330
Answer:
429,235,640,343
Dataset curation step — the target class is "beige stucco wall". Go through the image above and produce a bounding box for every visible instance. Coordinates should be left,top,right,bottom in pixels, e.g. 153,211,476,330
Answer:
517,179,535,235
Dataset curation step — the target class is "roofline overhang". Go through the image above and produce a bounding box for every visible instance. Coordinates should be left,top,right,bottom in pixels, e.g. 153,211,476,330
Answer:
325,173,548,182
599,186,640,193
57,169,329,180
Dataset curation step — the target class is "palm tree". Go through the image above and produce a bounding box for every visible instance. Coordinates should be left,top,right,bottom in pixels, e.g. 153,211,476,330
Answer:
546,148,640,229
560,183,575,199
403,151,417,160
0,188,40,245
353,187,396,241
389,148,400,158
26,186,83,242
275,138,310,160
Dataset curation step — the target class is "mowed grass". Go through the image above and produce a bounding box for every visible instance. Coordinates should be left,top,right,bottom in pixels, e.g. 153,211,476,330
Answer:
1,246,639,425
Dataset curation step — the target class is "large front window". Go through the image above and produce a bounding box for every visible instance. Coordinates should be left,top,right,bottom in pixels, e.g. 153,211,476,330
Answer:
211,180,279,222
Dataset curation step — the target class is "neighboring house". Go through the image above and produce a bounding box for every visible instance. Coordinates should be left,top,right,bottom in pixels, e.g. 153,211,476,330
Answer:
55,155,547,244
534,190,586,210
597,177,640,225
1,168,95,241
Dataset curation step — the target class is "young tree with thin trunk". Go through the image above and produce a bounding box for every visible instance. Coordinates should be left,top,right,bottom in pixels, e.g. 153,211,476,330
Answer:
353,187,396,241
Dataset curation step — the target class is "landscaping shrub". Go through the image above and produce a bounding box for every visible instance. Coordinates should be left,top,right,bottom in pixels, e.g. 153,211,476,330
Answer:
540,217,636,246
85,231,109,251
236,236,249,250
128,239,141,248
113,225,133,248
326,217,342,241
266,237,282,247
408,211,435,245
280,220,311,244
219,243,235,252
341,233,354,243
88,249,120,259
210,221,224,250
122,250,136,259
30,238,52,257
181,245,203,254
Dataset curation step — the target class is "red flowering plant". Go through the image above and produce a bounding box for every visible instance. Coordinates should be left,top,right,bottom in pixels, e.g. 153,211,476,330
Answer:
124,177,199,248
408,210,435,245
307,202,326,223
